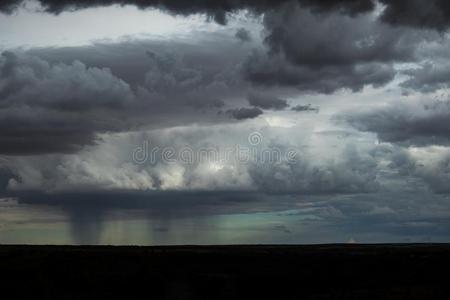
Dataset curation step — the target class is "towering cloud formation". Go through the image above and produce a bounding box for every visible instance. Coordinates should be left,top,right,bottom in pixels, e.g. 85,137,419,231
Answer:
242,2,422,93
0,51,135,154
3,125,381,195
0,36,250,155
2,0,450,200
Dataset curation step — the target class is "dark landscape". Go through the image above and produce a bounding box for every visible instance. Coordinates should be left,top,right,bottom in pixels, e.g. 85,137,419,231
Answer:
1,244,450,299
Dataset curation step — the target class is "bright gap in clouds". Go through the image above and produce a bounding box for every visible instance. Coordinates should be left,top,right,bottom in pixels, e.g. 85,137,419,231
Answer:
0,0,244,48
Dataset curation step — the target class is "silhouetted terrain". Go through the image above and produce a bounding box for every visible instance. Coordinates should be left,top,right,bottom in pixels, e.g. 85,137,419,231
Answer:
1,244,450,299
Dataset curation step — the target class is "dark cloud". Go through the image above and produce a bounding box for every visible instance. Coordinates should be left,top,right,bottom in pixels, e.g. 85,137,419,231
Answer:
0,36,252,155
226,107,263,120
380,0,450,31
247,92,288,110
388,147,450,194
4,1,450,31
29,37,249,93
401,62,450,93
0,0,22,13
291,104,319,112
235,28,252,42
0,51,133,112
248,145,379,194
0,51,134,154
3,0,450,244
241,3,413,93
388,32,450,93
3,1,438,95
263,5,414,67
11,0,450,31
30,13,405,95
343,99,450,146
244,51,396,93
0,125,382,196
17,190,273,212
0,1,375,24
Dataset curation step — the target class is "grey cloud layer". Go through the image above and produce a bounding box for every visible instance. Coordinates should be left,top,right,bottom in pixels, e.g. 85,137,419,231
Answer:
401,62,450,93
341,94,450,194
242,2,424,93
249,145,379,194
247,92,288,110
389,146,450,194
3,1,450,245
400,38,450,93
226,107,264,120
1,0,375,24
3,0,450,199
3,1,450,96
5,0,450,31
2,124,381,195
379,0,450,31
1,8,431,156
0,36,252,155
0,51,134,154
344,99,450,146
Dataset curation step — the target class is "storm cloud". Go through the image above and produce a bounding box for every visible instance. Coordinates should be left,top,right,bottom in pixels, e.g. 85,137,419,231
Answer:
1,0,375,24
226,107,264,120
7,0,450,31
0,35,254,155
247,92,288,110
0,122,382,196
0,51,135,154
344,99,450,146
3,0,450,246
3,0,449,32
1,1,441,95
380,0,450,31
242,2,422,93
401,62,450,93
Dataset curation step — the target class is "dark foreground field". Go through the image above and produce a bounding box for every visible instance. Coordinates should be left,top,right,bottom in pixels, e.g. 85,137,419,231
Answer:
1,244,450,299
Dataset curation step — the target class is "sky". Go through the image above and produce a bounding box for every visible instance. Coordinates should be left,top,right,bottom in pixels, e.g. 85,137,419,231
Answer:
1,0,450,245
